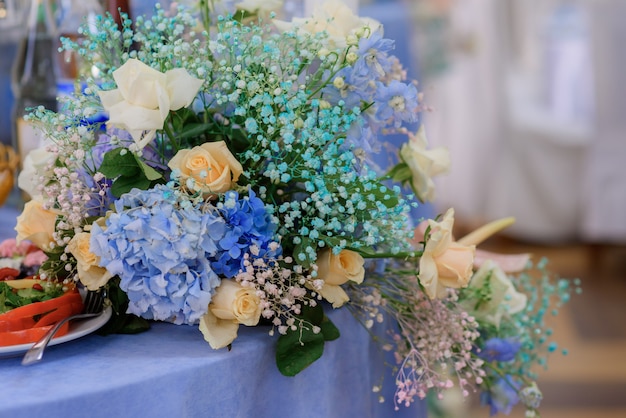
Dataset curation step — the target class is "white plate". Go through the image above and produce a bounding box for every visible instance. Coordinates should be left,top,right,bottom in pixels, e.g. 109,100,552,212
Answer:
0,306,112,358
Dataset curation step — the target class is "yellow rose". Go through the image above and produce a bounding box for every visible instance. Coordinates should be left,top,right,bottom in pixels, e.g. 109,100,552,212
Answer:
399,125,450,203
464,260,527,328
199,279,262,349
315,248,365,308
67,231,112,290
168,141,243,196
98,59,203,150
418,208,475,299
15,199,58,250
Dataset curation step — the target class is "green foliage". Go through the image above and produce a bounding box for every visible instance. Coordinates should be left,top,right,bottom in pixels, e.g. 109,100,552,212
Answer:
99,148,164,197
276,303,340,376
97,278,150,335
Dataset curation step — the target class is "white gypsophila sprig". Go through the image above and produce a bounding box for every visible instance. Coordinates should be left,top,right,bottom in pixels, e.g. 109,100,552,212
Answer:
236,249,323,337
349,273,485,409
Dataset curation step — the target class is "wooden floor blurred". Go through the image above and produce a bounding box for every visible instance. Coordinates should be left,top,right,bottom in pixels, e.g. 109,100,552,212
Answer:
466,237,626,418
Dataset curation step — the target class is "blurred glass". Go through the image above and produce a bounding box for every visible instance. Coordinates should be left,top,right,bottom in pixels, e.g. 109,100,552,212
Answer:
0,0,29,146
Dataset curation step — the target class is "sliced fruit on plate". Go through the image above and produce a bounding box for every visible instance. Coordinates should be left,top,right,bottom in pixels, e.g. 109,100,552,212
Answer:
0,280,84,346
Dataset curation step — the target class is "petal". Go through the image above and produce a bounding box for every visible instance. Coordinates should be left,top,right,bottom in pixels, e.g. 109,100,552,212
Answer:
199,309,239,349
317,283,350,308
418,255,439,299
107,101,166,131
165,68,204,110
114,59,166,108
98,89,124,109
457,217,516,246
474,249,531,273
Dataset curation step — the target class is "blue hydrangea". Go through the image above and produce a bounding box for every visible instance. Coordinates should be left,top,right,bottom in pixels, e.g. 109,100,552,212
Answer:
480,375,521,416
479,338,522,362
90,185,226,325
212,189,279,278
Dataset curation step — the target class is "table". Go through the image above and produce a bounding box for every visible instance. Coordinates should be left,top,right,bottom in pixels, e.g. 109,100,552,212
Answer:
1,307,426,418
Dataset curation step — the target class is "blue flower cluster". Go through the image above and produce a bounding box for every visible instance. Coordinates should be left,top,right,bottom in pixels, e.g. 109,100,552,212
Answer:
322,29,420,155
213,189,279,278
90,185,226,325
479,337,521,362
480,375,521,416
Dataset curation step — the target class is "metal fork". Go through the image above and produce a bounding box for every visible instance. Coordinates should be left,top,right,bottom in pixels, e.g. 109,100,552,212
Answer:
21,289,105,366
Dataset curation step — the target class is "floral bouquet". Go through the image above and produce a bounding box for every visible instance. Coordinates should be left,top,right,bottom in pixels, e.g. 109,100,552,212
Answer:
14,0,577,415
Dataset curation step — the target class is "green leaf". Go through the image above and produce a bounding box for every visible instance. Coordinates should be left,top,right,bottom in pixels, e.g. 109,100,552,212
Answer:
389,164,412,183
319,316,340,341
177,123,214,140
98,278,151,336
99,148,140,178
138,159,162,181
110,175,152,197
300,302,324,325
97,148,164,197
276,327,325,376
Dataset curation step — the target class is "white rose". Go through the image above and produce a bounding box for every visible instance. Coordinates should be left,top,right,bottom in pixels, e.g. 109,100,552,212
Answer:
274,1,380,49
315,248,365,308
399,125,450,202
98,59,203,150
199,279,262,349
466,260,528,328
236,0,283,16
18,145,55,199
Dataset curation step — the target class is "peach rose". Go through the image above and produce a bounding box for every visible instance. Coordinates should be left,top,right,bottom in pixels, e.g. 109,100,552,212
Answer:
98,59,203,150
315,248,365,308
67,231,113,290
418,208,475,299
168,141,243,196
15,199,58,251
199,279,262,349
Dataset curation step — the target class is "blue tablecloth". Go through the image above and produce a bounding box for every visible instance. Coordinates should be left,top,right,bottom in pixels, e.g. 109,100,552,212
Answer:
1,307,426,418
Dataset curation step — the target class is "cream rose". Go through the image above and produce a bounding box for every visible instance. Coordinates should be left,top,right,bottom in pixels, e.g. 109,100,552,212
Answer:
399,125,450,203
464,260,527,328
15,199,58,251
98,59,203,150
236,0,283,17
274,1,380,49
199,279,262,349
67,231,113,290
168,141,243,196
418,208,475,299
17,145,55,199
315,248,365,308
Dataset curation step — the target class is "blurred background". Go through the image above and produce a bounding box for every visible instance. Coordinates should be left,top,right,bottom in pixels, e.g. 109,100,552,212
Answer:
1,0,625,416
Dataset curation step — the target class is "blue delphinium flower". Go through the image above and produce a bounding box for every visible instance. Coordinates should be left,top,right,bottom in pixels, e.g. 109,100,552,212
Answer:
91,185,226,325
479,338,522,362
213,189,279,278
375,80,420,127
353,30,395,79
480,375,521,416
